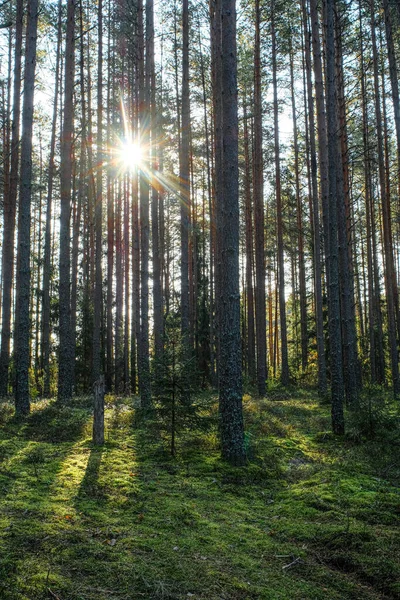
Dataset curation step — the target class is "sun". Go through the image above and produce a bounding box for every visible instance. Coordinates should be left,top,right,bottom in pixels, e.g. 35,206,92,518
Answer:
119,142,142,169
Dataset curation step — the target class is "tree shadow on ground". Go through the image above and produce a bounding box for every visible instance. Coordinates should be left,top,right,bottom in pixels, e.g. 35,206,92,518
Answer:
75,446,104,501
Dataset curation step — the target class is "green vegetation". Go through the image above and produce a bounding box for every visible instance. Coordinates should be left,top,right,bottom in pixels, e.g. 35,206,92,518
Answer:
0,392,399,599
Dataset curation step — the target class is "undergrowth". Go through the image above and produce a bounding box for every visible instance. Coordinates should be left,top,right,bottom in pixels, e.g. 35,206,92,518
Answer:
0,391,399,599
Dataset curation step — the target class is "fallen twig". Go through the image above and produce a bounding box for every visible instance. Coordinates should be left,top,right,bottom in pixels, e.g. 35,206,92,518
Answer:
282,557,301,570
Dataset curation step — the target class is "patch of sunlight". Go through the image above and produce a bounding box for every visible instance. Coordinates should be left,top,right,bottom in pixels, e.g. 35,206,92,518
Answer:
49,441,92,507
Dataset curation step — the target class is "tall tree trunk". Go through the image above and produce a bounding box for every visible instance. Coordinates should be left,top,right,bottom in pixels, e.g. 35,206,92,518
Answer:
335,6,359,406
370,0,399,396
58,0,75,402
198,24,215,384
115,183,123,393
383,0,400,207
139,0,151,406
106,17,114,392
253,0,267,395
272,1,290,386
15,0,39,414
289,39,307,373
93,0,103,382
243,95,256,385
124,177,130,392
180,0,190,353
301,0,327,395
0,0,23,397
325,0,345,433
150,0,163,362
216,0,245,465
41,0,62,398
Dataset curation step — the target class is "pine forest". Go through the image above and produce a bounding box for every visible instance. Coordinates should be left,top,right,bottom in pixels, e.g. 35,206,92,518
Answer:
0,0,400,598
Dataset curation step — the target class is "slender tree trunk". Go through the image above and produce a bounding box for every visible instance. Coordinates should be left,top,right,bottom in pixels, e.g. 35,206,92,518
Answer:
180,0,190,355
131,165,139,394
198,24,215,384
139,0,151,406
253,0,267,395
243,96,256,385
383,0,400,207
0,0,23,397
115,183,123,393
289,40,307,373
93,0,103,382
58,0,75,402
41,0,62,398
15,0,39,414
106,19,114,392
150,0,163,362
123,177,130,392
370,0,399,396
301,0,327,394
272,2,289,386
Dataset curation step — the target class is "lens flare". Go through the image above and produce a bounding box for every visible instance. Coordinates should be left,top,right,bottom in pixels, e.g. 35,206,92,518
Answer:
119,142,142,169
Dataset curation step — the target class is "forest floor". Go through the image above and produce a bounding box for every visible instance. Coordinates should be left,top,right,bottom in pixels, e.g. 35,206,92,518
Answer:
0,388,399,600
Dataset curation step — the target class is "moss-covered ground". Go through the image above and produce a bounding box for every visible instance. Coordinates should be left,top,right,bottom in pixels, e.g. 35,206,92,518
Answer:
0,390,399,599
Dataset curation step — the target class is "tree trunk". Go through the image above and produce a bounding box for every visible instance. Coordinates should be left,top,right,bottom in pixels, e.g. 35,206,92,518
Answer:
301,0,327,395
180,0,190,354
243,94,256,385
325,0,345,433
93,375,105,445
289,38,307,373
41,0,62,398
216,0,245,466
383,0,400,207
93,0,103,383
370,0,399,396
253,0,267,395
272,1,290,386
139,0,151,406
58,0,75,402
15,0,39,414
0,0,23,397
150,0,163,362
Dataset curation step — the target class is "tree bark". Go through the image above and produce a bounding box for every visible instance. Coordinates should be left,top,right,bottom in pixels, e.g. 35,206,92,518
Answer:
15,0,39,414
93,0,103,383
301,0,327,395
93,375,105,445
253,0,267,395
58,0,75,402
216,0,245,465
0,0,23,397
370,0,399,396
272,1,290,386
325,0,345,433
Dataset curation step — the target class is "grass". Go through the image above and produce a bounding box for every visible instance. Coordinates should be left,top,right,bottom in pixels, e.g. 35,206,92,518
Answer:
0,390,399,599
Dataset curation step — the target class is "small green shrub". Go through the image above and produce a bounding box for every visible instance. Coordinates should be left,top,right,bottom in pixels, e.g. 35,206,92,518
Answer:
347,388,399,441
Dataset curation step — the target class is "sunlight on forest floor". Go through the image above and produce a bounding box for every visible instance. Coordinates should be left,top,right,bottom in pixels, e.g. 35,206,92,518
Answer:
0,391,399,599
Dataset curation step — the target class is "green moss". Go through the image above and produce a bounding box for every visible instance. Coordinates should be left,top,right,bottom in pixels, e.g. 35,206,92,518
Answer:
0,393,398,599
